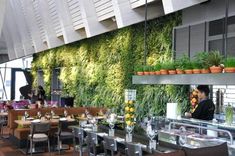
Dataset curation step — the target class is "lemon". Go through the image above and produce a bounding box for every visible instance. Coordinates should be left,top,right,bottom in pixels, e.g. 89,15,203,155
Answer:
131,115,135,118
125,107,130,111
128,100,133,105
130,108,135,112
126,120,132,126
125,114,130,118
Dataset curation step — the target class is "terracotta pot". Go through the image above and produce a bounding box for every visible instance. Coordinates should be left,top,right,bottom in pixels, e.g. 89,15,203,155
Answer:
168,70,176,75
176,69,184,74
201,69,210,74
184,69,193,74
155,71,161,75
210,66,223,73
160,69,168,75
193,69,201,74
144,72,150,75
149,72,155,75
136,72,144,76
224,67,235,73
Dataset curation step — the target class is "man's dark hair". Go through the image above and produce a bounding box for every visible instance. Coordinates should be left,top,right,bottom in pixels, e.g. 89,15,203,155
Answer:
197,85,210,96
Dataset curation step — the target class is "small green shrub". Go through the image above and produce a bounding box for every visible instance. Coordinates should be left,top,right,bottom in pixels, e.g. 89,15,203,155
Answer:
224,57,235,68
194,52,210,69
208,50,223,67
154,64,161,71
161,61,175,70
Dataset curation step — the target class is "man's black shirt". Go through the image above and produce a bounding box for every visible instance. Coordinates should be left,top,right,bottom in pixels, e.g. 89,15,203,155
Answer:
192,99,215,120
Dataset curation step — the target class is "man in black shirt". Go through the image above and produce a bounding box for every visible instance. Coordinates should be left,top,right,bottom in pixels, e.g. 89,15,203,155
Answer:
186,85,215,121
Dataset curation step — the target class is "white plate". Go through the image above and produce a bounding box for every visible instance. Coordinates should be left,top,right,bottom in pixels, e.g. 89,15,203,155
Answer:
59,118,67,121
115,137,125,142
97,133,108,137
32,119,40,123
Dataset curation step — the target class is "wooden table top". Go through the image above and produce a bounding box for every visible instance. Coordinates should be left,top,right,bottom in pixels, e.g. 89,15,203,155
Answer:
15,118,76,126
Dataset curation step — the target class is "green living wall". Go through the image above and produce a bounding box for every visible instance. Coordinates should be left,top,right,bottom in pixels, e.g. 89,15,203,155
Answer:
31,12,190,119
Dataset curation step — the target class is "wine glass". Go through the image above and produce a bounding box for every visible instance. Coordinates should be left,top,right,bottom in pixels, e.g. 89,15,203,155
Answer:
107,113,116,136
51,110,55,117
24,111,29,119
37,111,42,119
64,110,68,117
178,126,187,146
126,125,134,142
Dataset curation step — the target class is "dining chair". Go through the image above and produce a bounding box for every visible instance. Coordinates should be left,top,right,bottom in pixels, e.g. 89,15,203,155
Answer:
55,120,77,154
0,116,7,138
72,127,87,156
27,122,51,156
103,136,118,156
86,131,105,156
125,142,142,156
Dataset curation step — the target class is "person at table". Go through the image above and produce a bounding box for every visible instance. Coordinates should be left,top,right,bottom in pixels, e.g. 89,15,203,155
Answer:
185,85,215,121
37,85,46,103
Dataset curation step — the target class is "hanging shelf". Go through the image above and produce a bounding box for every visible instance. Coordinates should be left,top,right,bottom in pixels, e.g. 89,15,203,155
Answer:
132,73,235,85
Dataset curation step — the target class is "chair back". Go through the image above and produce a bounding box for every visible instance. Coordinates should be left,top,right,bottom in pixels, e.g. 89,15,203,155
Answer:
125,142,142,156
58,120,76,134
30,122,50,137
103,136,117,151
87,131,99,156
73,127,84,144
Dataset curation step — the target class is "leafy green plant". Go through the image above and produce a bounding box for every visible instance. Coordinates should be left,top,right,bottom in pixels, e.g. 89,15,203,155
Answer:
191,60,202,69
176,55,192,70
134,66,143,72
143,66,151,72
154,64,161,71
161,62,175,70
194,52,210,69
208,50,223,67
224,57,235,67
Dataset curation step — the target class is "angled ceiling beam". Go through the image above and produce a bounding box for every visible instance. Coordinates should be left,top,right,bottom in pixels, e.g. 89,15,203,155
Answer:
162,0,208,14
0,0,6,36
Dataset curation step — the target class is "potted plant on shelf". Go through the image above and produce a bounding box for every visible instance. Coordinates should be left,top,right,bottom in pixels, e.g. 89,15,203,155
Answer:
175,55,190,74
208,50,224,73
194,52,210,74
155,64,161,75
168,62,176,75
224,57,235,73
143,66,150,75
160,62,169,75
191,61,202,74
149,66,155,75
135,66,144,76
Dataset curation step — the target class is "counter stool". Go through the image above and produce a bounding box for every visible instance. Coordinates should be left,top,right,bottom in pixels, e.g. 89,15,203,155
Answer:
103,136,118,156
125,142,142,156
86,131,105,156
73,127,87,156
